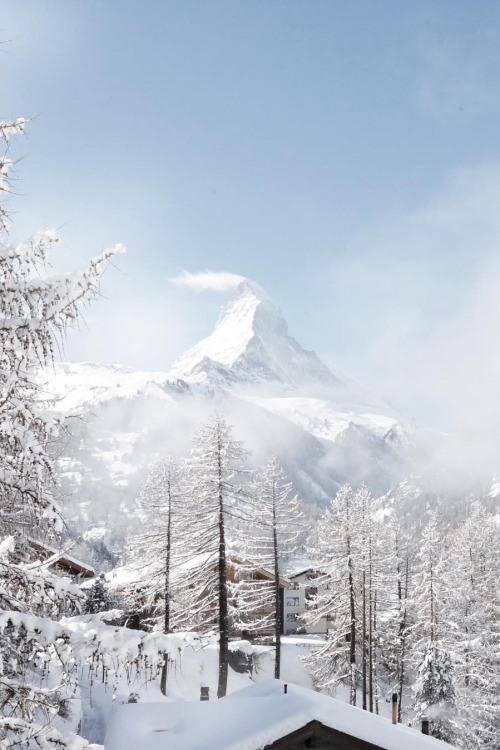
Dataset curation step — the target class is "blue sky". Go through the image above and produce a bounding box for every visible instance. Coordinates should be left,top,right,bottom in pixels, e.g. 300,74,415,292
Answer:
3,1,500,431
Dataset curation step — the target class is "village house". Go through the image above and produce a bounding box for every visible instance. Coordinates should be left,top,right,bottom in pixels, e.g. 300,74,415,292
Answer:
27,538,95,579
229,556,290,638
283,568,328,636
104,679,458,750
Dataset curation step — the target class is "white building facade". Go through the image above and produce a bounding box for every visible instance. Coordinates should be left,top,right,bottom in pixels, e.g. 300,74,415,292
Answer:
283,568,328,636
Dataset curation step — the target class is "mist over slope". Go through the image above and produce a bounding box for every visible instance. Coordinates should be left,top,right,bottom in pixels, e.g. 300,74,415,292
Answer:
47,280,416,542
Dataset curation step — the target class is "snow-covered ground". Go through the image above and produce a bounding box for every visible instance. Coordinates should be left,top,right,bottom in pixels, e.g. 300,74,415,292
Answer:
64,612,411,749
62,616,317,746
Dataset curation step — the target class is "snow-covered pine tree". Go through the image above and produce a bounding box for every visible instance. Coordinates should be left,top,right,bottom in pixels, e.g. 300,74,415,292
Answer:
83,573,111,614
174,413,248,698
410,510,456,743
443,503,500,749
413,642,456,743
303,484,360,703
410,510,446,653
355,483,372,711
126,456,184,695
241,456,302,678
334,483,391,714
127,456,183,633
0,113,123,748
358,485,394,715
375,513,414,722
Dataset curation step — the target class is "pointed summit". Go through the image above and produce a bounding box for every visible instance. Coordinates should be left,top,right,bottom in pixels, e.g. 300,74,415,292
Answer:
167,280,341,389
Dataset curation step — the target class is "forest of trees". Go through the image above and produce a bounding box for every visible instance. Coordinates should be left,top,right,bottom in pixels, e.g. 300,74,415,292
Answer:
303,486,499,749
123,440,499,749
126,414,301,696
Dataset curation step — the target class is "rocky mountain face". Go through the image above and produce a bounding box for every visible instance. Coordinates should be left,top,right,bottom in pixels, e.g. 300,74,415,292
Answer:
167,280,342,389
46,281,415,551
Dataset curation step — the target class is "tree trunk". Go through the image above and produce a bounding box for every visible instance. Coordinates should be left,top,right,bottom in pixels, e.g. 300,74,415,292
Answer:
397,555,409,722
272,484,281,679
373,590,379,714
217,446,229,698
429,558,436,643
164,478,172,634
348,535,356,705
362,567,367,710
368,544,373,713
160,477,172,696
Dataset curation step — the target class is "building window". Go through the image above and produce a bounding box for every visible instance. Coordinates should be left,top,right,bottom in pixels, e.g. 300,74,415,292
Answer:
291,582,299,590
286,613,300,622
286,597,300,607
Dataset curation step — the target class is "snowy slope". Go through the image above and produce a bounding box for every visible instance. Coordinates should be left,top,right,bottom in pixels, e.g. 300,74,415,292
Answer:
41,361,175,415
246,396,401,443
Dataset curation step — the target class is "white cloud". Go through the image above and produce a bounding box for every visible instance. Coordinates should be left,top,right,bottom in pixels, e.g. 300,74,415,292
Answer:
322,161,500,485
334,162,500,440
168,269,246,292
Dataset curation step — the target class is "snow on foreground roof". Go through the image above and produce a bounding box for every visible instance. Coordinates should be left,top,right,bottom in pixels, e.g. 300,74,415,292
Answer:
104,679,456,750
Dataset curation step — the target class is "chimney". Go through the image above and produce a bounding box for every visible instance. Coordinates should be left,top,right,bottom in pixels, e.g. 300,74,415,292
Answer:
391,693,398,725
421,716,429,735
284,683,288,694
200,684,209,702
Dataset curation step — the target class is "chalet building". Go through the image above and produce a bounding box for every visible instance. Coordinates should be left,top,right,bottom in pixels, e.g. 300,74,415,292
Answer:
104,679,457,750
27,538,95,579
228,556,290,638
283,568,328,636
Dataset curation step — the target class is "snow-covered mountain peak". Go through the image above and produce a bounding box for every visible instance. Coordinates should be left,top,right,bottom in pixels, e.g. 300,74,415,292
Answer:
213,279,288,349
167,280,341,389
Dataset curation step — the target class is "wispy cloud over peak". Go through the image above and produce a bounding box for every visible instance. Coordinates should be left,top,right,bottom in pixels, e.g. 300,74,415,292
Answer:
168,270,246,292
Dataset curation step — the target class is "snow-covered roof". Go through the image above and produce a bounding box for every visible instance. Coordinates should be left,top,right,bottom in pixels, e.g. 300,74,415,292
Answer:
104,679,456,750
230,555,290,588
27,538,95,577
288,567,325,579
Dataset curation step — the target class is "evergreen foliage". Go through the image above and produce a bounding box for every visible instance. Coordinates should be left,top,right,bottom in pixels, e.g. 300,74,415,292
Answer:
239,456,302,677
173,412,248,698
303,484,361,703
413,643,457,743
0,112,122,748
127,456,182,633
83,573,111,614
